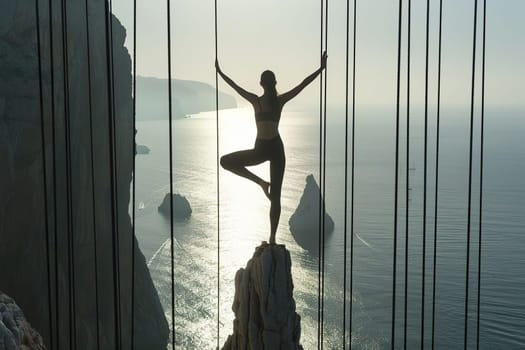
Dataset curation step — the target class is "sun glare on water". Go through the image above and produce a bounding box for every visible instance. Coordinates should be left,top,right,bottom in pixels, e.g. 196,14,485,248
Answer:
216,107,275,260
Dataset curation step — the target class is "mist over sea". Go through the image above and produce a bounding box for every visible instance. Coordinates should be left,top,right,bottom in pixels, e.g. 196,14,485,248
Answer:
132,106,524,349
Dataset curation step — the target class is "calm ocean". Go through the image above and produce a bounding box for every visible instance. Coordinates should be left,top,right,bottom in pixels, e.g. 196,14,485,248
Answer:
133,106,524,349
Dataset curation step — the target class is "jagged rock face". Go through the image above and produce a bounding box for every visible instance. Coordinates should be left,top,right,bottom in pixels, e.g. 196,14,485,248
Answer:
0,292,46,350
222,244,303,350
289,174,334,252
0,1,168,349
158,193,192,220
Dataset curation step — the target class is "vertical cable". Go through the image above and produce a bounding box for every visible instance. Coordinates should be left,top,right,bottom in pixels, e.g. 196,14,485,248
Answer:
59,0,77,347
403,1,411,348
348,0,357,348
47,0,60,346
131,0,137,347
34,0,54,348
431,1,443,348
343,0,350,346
421,0,430,346
104,0,122,347
83,0,101,348
109,0,122,346
166,0,176,348
475,1,486,348
391,0,403,348
465,1,478,348
317,0,325,347
320,0,329,348
214,0,221,347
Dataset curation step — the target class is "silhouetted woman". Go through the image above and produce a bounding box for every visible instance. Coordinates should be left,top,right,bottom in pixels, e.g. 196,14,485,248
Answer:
216,52,327,244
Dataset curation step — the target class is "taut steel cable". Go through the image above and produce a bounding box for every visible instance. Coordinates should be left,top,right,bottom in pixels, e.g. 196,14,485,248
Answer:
343,0,350,346
131,0,137,346
465,1,478,348
391,0,403,348
317,0,329,347
46,0,60,346
349,0,357,348
214,0,221,347
103,0,122,347
320,0,329,347
166,0,176,347
403,1,411,348
59,0,77,346
476,1,486,348
83,0,101,347
34,0,54,347
421,0,431,346
317,0,324,346
431,1,443,348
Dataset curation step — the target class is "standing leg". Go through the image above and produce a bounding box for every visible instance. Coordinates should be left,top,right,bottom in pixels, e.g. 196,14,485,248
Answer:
269,149,285,244
220,149,270,196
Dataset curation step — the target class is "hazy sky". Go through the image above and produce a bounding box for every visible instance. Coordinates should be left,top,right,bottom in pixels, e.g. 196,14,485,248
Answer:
112,0,524,108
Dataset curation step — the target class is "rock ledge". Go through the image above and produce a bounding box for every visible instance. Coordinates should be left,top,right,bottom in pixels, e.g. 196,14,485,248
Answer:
222,244,303,350
0,291,46,350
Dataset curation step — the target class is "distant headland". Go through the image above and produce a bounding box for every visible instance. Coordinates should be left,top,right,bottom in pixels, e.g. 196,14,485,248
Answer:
135,75,237,120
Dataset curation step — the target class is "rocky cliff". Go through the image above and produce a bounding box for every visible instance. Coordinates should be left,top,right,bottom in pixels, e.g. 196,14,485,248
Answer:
289,174,335,253
0,291,46,350
222,244,303,350
0,1,168,349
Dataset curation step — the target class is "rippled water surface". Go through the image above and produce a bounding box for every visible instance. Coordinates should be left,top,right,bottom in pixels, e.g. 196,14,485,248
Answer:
133,107,524,349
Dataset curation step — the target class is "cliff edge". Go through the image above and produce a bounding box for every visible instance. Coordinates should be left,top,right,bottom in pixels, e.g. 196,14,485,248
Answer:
222,244,303,350
0,1,168,348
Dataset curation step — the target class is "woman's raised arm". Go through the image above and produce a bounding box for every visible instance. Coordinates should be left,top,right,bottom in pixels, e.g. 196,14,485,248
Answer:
279,52,327,105
216,60,257,104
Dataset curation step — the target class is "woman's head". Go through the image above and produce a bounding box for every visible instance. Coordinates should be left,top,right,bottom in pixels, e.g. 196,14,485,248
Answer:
260,70,277,97
260,70,276,89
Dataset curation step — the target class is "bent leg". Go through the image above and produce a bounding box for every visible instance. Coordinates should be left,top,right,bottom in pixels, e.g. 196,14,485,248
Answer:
220,149,267,186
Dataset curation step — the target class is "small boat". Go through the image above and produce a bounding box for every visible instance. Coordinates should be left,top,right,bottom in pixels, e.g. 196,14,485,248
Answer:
138,201,145,210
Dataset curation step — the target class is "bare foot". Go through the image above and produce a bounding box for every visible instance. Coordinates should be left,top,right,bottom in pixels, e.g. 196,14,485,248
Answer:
260,181,271,200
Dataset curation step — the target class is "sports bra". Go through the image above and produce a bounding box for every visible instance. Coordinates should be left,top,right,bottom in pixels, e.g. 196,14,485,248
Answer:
255,97,281,123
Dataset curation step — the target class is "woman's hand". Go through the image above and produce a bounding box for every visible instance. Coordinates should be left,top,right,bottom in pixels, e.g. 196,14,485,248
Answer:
321,51,328,70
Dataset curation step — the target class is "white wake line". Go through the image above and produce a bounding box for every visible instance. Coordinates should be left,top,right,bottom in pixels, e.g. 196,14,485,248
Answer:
355,232,373,249
147,237,183,267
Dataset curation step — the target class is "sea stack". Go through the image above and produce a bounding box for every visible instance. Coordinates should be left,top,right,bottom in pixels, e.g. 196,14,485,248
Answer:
288,174,334,252
158,193,192,220
0,291,46,350
222,244,303,350
136,144,151,155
